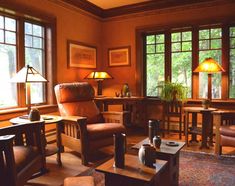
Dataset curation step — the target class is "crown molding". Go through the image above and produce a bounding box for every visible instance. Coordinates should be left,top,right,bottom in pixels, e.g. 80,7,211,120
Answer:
61,0,228,19
62,0,103,17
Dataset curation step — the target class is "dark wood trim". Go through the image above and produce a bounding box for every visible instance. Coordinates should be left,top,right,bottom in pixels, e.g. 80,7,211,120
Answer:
62,0,231,18
62,0,103,17
222,24,229,99
192,26,199,99
103,0,214,18
0,1,55,23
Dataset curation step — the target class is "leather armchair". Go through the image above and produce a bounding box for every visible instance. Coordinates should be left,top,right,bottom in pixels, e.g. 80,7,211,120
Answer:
213,111,235,155
0,121,45,186
54,82,126,165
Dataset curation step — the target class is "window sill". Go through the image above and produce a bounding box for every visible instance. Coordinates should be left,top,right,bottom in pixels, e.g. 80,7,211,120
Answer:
0,104,58,121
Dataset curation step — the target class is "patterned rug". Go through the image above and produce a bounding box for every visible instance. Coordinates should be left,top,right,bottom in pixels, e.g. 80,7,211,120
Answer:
87,151,235,186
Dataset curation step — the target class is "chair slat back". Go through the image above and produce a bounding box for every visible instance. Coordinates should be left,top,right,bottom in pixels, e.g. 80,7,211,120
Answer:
221,113,235,126
165,100,183,115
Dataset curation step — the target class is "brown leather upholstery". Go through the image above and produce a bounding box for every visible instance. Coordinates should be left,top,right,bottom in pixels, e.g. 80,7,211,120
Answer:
220,125,235,148
55,82,126,165
13,146,39,173
0,121,45,186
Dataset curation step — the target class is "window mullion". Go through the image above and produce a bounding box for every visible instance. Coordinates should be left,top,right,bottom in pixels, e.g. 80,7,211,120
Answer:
17,18,26,108
192,26,199,99
165,30,171,81
222,25,229,99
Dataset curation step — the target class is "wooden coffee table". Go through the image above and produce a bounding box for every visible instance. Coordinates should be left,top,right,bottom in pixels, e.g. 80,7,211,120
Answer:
95,154,169,186
132,138,185,186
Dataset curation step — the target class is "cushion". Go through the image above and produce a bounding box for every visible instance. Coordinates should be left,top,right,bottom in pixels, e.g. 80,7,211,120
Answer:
13,146,39,173
220,125,235,137
55,82,94,103
58,101,103,124
87,123,125,140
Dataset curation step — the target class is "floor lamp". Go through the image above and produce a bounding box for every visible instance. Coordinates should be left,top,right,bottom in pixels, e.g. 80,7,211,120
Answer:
85,71,113,96
11,65,48,114
194,57,225,100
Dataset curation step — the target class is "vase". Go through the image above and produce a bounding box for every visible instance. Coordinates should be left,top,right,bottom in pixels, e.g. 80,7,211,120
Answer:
138,144,155,167
113,133,126,168
29,108,40,121
148,120,156,144
153,135,161,149
122,83,130,97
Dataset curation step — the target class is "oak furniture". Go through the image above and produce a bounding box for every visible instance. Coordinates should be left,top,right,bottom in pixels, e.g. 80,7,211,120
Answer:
95,96,146,127
64,176,95,186
132,138,185,186
95,154,168,186
213,110,235,155
10,115,63,166
54,82,126,165
184,107,217,149
163,101,184,139
0,121,45,186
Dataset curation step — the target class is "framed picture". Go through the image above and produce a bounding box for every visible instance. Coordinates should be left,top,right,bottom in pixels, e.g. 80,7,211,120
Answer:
67,40,97,69
108,46,130,67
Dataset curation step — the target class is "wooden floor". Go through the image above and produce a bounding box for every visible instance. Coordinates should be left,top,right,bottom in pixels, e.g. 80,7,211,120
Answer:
27,127,235,186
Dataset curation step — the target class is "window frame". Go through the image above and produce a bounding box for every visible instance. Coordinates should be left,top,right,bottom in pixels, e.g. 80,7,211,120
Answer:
0,7,56,110
141,22,235,100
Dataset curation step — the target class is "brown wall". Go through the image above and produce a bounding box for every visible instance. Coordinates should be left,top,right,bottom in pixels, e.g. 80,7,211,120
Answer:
101,1,235,97
8,0,103,90
6,1,235,98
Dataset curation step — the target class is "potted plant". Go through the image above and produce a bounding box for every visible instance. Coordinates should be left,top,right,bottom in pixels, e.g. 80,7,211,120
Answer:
158,80,188,102
202,99,210,109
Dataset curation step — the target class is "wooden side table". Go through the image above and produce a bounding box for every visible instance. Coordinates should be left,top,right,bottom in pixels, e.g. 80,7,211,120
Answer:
96,154,168,186
10,115,63,166
184,107,217,149
132,138,185,186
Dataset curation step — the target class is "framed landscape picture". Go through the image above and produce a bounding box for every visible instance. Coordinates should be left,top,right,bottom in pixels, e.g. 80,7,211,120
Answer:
108,46,130,67
67,40,97,69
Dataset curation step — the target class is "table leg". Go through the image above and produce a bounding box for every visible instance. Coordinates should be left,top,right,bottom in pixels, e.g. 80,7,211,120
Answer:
56,121,62,166
185,111,189,146
200,111,211,149
208,114,214,146
190,113,198,142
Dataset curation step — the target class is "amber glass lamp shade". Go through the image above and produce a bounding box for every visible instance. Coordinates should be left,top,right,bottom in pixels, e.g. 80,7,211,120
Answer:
194,58,225,100
194,58,225,73
85,71,113,96
11,65,48,113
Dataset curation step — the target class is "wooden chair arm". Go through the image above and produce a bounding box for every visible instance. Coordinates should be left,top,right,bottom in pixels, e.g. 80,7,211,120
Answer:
60,116,88,138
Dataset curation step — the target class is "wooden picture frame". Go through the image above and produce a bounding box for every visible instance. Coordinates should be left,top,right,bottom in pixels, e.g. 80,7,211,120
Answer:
108,46,130,67
67,40,97,69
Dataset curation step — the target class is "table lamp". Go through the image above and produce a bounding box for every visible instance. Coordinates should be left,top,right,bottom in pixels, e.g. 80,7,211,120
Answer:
11,65,48,114
194,57,225,100
84,71,113,96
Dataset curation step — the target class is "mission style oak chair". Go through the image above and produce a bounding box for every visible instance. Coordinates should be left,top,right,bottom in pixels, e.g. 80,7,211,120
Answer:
0,121,46,186
54,82,126,165
163,100,184,139
213,111,235,155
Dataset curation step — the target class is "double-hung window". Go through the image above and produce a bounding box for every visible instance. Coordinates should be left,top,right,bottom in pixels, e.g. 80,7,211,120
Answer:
144,23,235,100
0,13,52,110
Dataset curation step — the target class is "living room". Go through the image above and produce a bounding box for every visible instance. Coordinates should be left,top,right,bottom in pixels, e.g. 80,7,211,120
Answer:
0,0,235,186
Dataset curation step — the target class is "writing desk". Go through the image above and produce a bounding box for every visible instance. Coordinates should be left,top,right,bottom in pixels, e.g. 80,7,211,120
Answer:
184,107,217,149
95,96,147,127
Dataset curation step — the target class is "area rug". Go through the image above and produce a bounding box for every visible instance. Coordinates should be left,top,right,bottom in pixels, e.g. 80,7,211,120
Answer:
87,151,235,186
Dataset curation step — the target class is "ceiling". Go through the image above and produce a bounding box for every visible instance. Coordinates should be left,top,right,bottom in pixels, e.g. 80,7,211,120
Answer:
62,0,217,18
86,0,152,9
